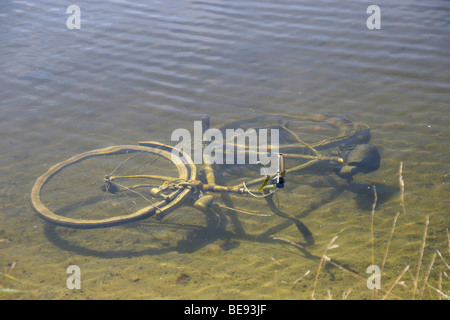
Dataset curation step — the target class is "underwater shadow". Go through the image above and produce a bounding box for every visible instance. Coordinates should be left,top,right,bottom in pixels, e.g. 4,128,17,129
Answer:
346,182,398,211
42,203,245,259
42,177,398,259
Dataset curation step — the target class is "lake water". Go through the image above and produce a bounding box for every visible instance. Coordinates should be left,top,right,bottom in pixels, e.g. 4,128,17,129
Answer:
0,0,449,299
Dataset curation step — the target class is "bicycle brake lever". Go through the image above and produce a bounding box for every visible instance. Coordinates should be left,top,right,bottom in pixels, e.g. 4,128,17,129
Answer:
257,154,286,191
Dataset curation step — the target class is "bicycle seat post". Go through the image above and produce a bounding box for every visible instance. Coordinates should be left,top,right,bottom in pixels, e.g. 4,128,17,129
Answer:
272,153,286,188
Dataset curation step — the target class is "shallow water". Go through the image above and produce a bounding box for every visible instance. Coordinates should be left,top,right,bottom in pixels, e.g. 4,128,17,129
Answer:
0,0,449,299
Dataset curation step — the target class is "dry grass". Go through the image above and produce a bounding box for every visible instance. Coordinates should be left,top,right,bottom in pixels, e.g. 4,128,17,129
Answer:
311,235,338,300
273,161,449,299
412,215,429,299
380,163,450,299
377,162,448,299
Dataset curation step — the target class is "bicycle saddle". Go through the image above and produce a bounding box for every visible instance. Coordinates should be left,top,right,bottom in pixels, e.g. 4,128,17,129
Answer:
337,144,380,181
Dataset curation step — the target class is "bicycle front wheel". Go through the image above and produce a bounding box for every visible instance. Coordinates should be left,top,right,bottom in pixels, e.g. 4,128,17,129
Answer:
31,142,196,229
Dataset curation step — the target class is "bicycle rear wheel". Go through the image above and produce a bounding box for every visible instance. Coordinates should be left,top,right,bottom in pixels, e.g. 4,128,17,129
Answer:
219,113,370,152
31,142,196,229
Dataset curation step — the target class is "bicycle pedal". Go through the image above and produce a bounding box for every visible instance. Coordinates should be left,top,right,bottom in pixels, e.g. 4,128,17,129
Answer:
193,195,214,212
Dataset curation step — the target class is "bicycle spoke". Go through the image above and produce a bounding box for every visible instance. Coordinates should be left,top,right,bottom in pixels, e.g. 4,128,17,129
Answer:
32,144,195,228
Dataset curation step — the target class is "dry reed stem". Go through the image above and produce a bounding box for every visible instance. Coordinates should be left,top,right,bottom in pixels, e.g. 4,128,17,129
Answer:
376,212,400,298
413,215,429,299
427,283,450,300
371,185,377,267
436,249,450,270
399,162,405,213
342,289,352,300
447,228,450,256
272,236,304,250
311,235,338,300
326,260,366,282
273,236,364,282
398,161,408,232
377,211,400,299
381,212,400,274
293,270,310,284
370,185,377,300
382,264,410,300
419,252,436,299
273,236,401,299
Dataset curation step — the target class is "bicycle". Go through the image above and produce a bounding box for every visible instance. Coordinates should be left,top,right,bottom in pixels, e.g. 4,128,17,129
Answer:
30,114,380,233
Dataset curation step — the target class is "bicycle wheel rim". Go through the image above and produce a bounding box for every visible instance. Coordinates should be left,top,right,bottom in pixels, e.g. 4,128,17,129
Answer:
218,113,370,153
31,143,196,229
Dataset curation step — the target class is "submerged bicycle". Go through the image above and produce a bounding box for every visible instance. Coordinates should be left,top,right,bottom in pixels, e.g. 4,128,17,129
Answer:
31,114,380,233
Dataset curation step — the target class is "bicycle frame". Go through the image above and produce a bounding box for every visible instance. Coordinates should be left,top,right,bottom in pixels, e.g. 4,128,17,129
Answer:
31,113,375,230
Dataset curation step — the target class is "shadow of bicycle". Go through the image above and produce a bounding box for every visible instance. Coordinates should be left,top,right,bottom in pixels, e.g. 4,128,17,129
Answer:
43,177,397,259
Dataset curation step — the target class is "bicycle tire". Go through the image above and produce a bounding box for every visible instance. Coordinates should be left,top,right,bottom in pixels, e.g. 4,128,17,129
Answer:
31,142,196,229
218,113,370,153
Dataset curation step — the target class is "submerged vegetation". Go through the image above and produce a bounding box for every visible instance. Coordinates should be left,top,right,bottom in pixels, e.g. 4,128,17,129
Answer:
1,162,448,300
273,161,449,300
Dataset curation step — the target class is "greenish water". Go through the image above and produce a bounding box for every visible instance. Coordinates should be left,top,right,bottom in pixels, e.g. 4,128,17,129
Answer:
0,0,449,299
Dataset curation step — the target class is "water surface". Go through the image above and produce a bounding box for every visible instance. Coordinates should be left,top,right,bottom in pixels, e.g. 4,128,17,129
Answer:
0,0,449,299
